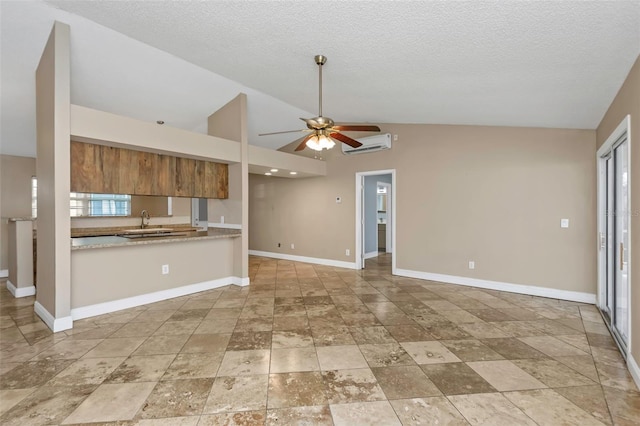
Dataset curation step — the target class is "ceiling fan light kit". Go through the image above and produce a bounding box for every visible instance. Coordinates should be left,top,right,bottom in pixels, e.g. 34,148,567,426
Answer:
259,55,381,152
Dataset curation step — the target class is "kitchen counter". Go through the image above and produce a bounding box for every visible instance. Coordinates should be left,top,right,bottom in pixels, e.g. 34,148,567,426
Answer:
71,227,241,250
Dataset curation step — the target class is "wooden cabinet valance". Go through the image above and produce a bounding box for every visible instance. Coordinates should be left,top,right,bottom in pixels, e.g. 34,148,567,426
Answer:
71,141,228,198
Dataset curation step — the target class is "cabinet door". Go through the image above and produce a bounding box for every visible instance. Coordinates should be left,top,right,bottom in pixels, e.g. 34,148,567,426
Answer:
175,157,195,197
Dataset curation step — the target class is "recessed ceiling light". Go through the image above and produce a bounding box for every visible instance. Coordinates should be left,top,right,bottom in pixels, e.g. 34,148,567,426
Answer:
265,172,272,176
270,169,279,172
156,120,165,125
289,171,297,175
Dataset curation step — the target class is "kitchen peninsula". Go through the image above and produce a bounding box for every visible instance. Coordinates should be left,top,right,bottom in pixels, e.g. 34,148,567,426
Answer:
70,227,241,320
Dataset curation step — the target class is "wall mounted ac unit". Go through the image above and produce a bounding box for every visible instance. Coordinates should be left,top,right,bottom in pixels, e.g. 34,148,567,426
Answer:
342,133,392,155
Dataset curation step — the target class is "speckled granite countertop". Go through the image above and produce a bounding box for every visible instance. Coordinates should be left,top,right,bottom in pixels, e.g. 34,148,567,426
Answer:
8,217,36,222
71,227,241,250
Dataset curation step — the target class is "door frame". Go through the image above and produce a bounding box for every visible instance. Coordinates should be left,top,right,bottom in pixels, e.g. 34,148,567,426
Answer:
596,114,632,357
355,169,396,272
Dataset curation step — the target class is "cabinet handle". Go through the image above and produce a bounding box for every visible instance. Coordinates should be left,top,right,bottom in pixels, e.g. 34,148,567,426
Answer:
620,243,624,271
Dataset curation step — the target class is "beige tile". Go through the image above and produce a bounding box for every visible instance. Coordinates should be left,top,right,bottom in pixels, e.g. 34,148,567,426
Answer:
267,371,328,409
552,355,599,382
359,343,415,367
30,339,101,360
162,352,224,379
316,345,368,370
270,347,319,373
400,341,461,364
511,358,595,387
449,392,537,425
458,322,510,339
194,318,238,334
47,356,125,386
330,401,401,426
390,397,468,425
0,388,36,416
106,354,176,383
0,359,74,389
518,335,589,357
217,349,270,376
266,405,333,426
109,321,163,338
504,388,607,426
180,333,230,353
322,368,386,404
372,365,441,399
203,375,269,414
132,334,190,355
596,362,639,391
138,378,213,418
271,329,314,348
199,411,267,425
467,360,546,391
61,382,156,424
0,384,96,426
555,385,613,425
602,385,640,424
82,337,145,358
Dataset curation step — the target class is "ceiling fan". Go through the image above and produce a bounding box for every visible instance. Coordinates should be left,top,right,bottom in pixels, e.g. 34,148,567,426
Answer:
259,55,381,152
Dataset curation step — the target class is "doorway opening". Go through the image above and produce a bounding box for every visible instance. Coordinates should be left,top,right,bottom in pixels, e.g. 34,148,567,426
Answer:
355,169,396,272
597,115,632,357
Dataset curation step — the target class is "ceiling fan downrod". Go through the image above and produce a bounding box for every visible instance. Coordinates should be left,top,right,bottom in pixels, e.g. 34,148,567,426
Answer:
315,55,327,117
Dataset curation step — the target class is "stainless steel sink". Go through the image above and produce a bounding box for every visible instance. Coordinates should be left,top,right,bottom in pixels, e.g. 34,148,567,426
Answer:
121,228,173,235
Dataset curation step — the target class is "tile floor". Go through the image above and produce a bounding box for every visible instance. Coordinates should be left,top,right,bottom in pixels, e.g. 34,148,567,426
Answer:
1,254,639,425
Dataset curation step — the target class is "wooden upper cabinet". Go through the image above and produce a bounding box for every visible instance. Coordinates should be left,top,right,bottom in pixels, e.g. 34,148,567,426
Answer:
70,141,229,199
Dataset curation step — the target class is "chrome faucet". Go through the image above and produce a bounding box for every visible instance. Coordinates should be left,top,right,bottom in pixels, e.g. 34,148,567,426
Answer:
140,210,150,229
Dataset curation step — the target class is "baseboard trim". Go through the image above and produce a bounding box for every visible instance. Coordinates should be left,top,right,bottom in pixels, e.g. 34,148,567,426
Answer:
628,353,640,390
232,276,250,286
364,251,379,259
34,301,73,332
0,269,8,278
394,268,596,304
71,276,244,320
6,280,36,298
208,222,242,230
249,250,357,270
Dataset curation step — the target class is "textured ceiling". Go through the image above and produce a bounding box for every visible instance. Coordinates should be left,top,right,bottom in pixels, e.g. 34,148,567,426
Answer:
2,1,639,157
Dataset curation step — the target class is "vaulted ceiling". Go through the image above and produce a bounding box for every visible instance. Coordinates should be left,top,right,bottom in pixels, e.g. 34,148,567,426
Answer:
2,1,639,157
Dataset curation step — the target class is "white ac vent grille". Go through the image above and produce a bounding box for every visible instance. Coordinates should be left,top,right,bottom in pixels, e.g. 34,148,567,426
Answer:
342,133,392,155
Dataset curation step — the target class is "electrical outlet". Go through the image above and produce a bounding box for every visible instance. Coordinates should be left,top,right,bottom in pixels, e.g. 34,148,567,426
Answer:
394,134,398,141
336,197,342,204
468,261,475,270
291,243,295,249
220,215,225,224
346,249,350,256
162,264,170,275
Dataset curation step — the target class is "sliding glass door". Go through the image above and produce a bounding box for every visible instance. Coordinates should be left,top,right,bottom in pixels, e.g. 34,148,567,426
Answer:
600,134,629,354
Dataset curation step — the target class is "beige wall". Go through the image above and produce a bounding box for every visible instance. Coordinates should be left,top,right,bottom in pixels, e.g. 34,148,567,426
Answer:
208,94,249,279
250,124,596,295
35,22,71,322
596,55,640,363
71,237,236,309
1,155,36,270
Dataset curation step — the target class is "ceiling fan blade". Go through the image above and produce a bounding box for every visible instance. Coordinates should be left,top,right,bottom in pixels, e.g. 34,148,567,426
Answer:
330,132,362,148
295,134,316,151
258,129,306,136
332,124,381,132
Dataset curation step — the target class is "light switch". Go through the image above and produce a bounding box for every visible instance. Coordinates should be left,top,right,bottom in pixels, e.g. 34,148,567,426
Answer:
561,219,569,228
